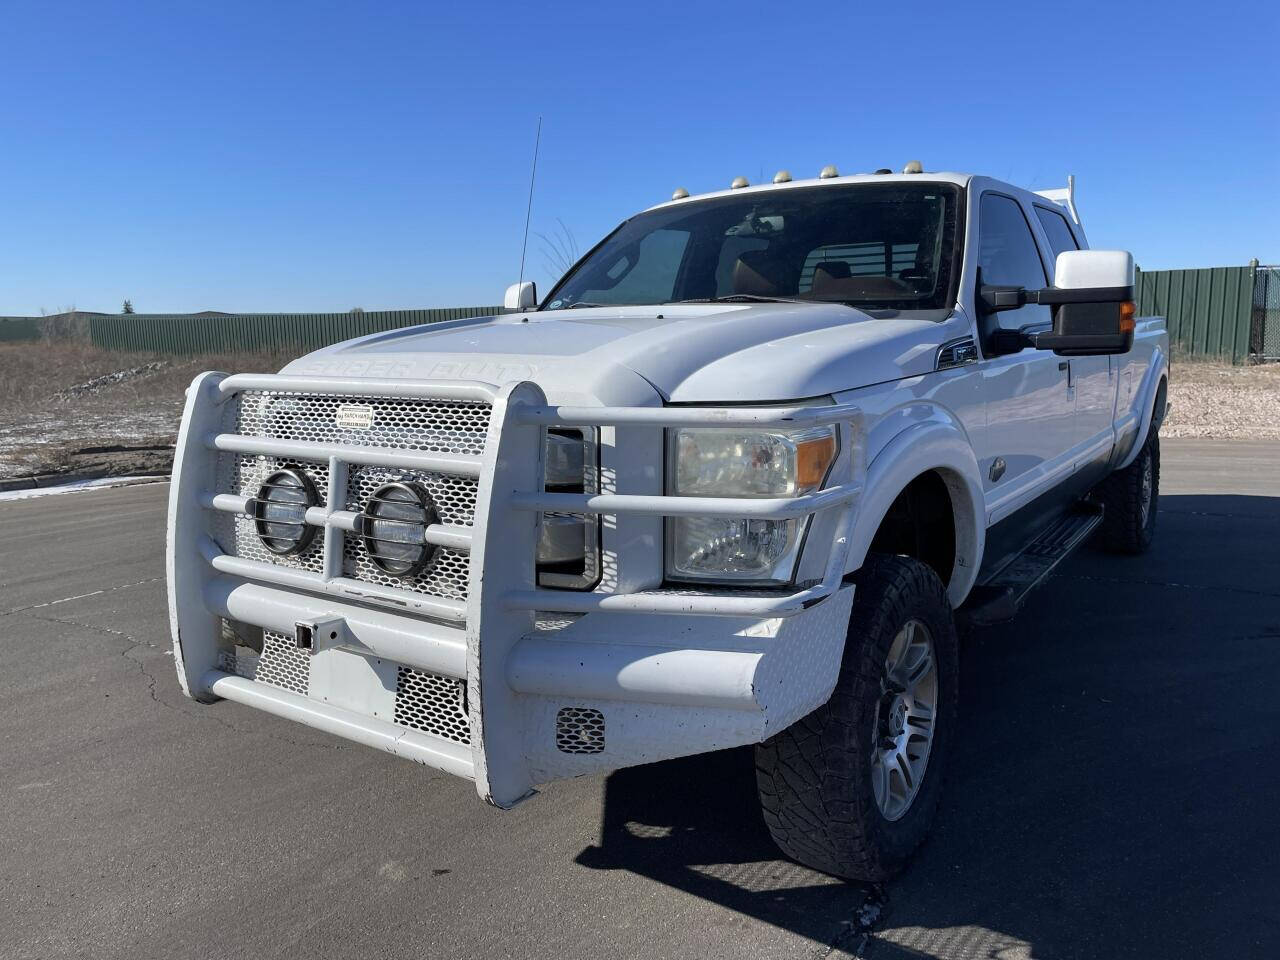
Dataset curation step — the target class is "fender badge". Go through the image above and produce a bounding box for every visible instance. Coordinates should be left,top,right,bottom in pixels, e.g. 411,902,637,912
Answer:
335,403,375,430
989,457,1006,483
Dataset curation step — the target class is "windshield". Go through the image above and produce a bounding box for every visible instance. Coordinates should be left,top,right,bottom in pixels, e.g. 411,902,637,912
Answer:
542,182,960,312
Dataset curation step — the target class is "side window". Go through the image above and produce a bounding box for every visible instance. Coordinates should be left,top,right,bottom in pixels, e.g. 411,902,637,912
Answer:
978,194,1051,330
1034,206,1080,269
577,229,690,305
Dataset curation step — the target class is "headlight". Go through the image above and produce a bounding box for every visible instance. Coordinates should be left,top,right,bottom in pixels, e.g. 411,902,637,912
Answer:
666,425,837,584
360,481,438,578
252,469,319,556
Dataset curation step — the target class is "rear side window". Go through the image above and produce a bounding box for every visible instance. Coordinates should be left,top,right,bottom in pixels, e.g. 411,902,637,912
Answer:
1034,206,1080,260
796,241,922,291
978,194,1051,330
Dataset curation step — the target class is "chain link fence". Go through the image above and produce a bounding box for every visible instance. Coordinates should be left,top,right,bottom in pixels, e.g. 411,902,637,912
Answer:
1250,265,1280,362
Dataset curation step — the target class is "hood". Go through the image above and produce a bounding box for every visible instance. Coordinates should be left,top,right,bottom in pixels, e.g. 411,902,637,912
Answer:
284,303,957,403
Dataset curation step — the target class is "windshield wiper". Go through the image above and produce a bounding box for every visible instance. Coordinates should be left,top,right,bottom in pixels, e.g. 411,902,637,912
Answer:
667,294,821,306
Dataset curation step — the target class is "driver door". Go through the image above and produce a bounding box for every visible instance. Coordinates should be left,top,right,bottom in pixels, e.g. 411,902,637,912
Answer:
974,192,1076,539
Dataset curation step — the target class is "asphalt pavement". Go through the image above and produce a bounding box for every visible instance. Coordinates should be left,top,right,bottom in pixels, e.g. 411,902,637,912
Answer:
2,439,1277,960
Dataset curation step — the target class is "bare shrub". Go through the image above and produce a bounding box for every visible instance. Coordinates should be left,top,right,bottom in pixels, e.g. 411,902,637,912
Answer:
38,308,90,342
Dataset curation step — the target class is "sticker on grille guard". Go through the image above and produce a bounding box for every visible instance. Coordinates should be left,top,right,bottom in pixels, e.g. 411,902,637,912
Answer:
335,403,375,429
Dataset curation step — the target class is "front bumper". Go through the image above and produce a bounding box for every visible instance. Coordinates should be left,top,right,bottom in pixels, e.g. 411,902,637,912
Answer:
168,372,862,806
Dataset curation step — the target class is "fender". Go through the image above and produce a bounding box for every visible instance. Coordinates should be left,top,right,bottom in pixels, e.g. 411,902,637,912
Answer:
845,419,986,608
1115,347,1168,470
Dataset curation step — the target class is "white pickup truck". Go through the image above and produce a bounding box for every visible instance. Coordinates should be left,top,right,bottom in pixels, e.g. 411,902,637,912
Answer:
168,166,1169,880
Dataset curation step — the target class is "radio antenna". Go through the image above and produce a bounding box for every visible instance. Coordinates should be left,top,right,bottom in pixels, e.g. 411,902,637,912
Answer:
518,116,542,287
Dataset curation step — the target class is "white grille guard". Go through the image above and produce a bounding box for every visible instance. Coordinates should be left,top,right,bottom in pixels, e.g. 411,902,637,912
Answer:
168,372,862,806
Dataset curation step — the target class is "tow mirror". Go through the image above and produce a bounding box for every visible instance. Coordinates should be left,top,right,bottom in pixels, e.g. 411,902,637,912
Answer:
504,281,537,311
979,251,1136,356
1035,251,1136,355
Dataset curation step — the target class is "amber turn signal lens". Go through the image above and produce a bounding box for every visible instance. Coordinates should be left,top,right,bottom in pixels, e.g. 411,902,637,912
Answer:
1119,300,1136,333
796,433,838,492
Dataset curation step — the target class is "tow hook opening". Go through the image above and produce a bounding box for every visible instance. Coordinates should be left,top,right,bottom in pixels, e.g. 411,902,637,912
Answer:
294,622,314,651
294,617,346,654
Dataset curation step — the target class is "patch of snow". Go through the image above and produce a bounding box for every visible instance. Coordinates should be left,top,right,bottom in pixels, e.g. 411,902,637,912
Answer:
0,476,167,502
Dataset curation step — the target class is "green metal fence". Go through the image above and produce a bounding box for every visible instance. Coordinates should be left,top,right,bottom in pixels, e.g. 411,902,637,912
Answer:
86,307,502,355
0,317,43,342
1135,264,1256,363
2,264,1268,363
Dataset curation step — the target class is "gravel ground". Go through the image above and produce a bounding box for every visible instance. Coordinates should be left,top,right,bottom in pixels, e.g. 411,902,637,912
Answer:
1163,358,1280,439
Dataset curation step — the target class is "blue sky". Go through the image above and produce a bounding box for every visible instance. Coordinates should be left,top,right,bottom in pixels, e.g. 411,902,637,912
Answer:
2,0,1276,315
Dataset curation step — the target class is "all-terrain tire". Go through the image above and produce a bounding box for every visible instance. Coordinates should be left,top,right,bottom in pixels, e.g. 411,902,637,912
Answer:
1097,431,1159,554
755,554,959,881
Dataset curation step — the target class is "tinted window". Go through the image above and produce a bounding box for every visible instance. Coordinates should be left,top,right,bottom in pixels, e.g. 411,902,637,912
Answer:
576,228,690,305
979,194,1051,330
544,183,961,311
1034,205,1080,261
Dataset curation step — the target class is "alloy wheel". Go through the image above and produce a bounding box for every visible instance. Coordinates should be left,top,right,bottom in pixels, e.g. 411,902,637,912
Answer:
871,619,938,821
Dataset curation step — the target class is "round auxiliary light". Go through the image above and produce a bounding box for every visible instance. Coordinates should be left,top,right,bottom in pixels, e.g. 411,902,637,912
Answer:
819,164,839,179
253,469,318,556
902,160,924,174
671,187,690,200
773,170,792,183
360,481,439,578
730,176,749,189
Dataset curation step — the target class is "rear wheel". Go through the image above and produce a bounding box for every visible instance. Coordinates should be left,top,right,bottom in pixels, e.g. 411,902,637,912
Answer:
1098,431,1159,554
755,554,959,881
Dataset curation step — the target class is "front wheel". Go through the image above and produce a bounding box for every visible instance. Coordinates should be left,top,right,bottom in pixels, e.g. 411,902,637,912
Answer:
755,553,959,881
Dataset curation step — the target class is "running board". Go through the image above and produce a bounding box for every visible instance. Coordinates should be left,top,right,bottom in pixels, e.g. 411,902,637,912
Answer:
962,503,1104,627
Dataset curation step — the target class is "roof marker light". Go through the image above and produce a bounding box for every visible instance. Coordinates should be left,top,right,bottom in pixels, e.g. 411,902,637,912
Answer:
672,187,690,200
874,168,892,175
773,170,792,183
730,176,749,189
902,160,924,174
819,165,839,179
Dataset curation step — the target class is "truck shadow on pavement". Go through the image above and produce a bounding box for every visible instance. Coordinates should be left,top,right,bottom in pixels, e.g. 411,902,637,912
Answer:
576,494,1280,959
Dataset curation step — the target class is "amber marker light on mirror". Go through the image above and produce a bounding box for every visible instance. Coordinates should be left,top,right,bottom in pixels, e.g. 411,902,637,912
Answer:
1120,300,1137,333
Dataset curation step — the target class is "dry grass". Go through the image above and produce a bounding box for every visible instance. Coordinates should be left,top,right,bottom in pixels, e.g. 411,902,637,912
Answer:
0,340,294,479
1164,355,1280,439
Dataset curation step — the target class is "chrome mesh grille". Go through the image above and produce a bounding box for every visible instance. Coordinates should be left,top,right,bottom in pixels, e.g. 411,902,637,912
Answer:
216,391,490,607
220,629,309,696
394,667,471,744
344,466,477,600
233,390,491,455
